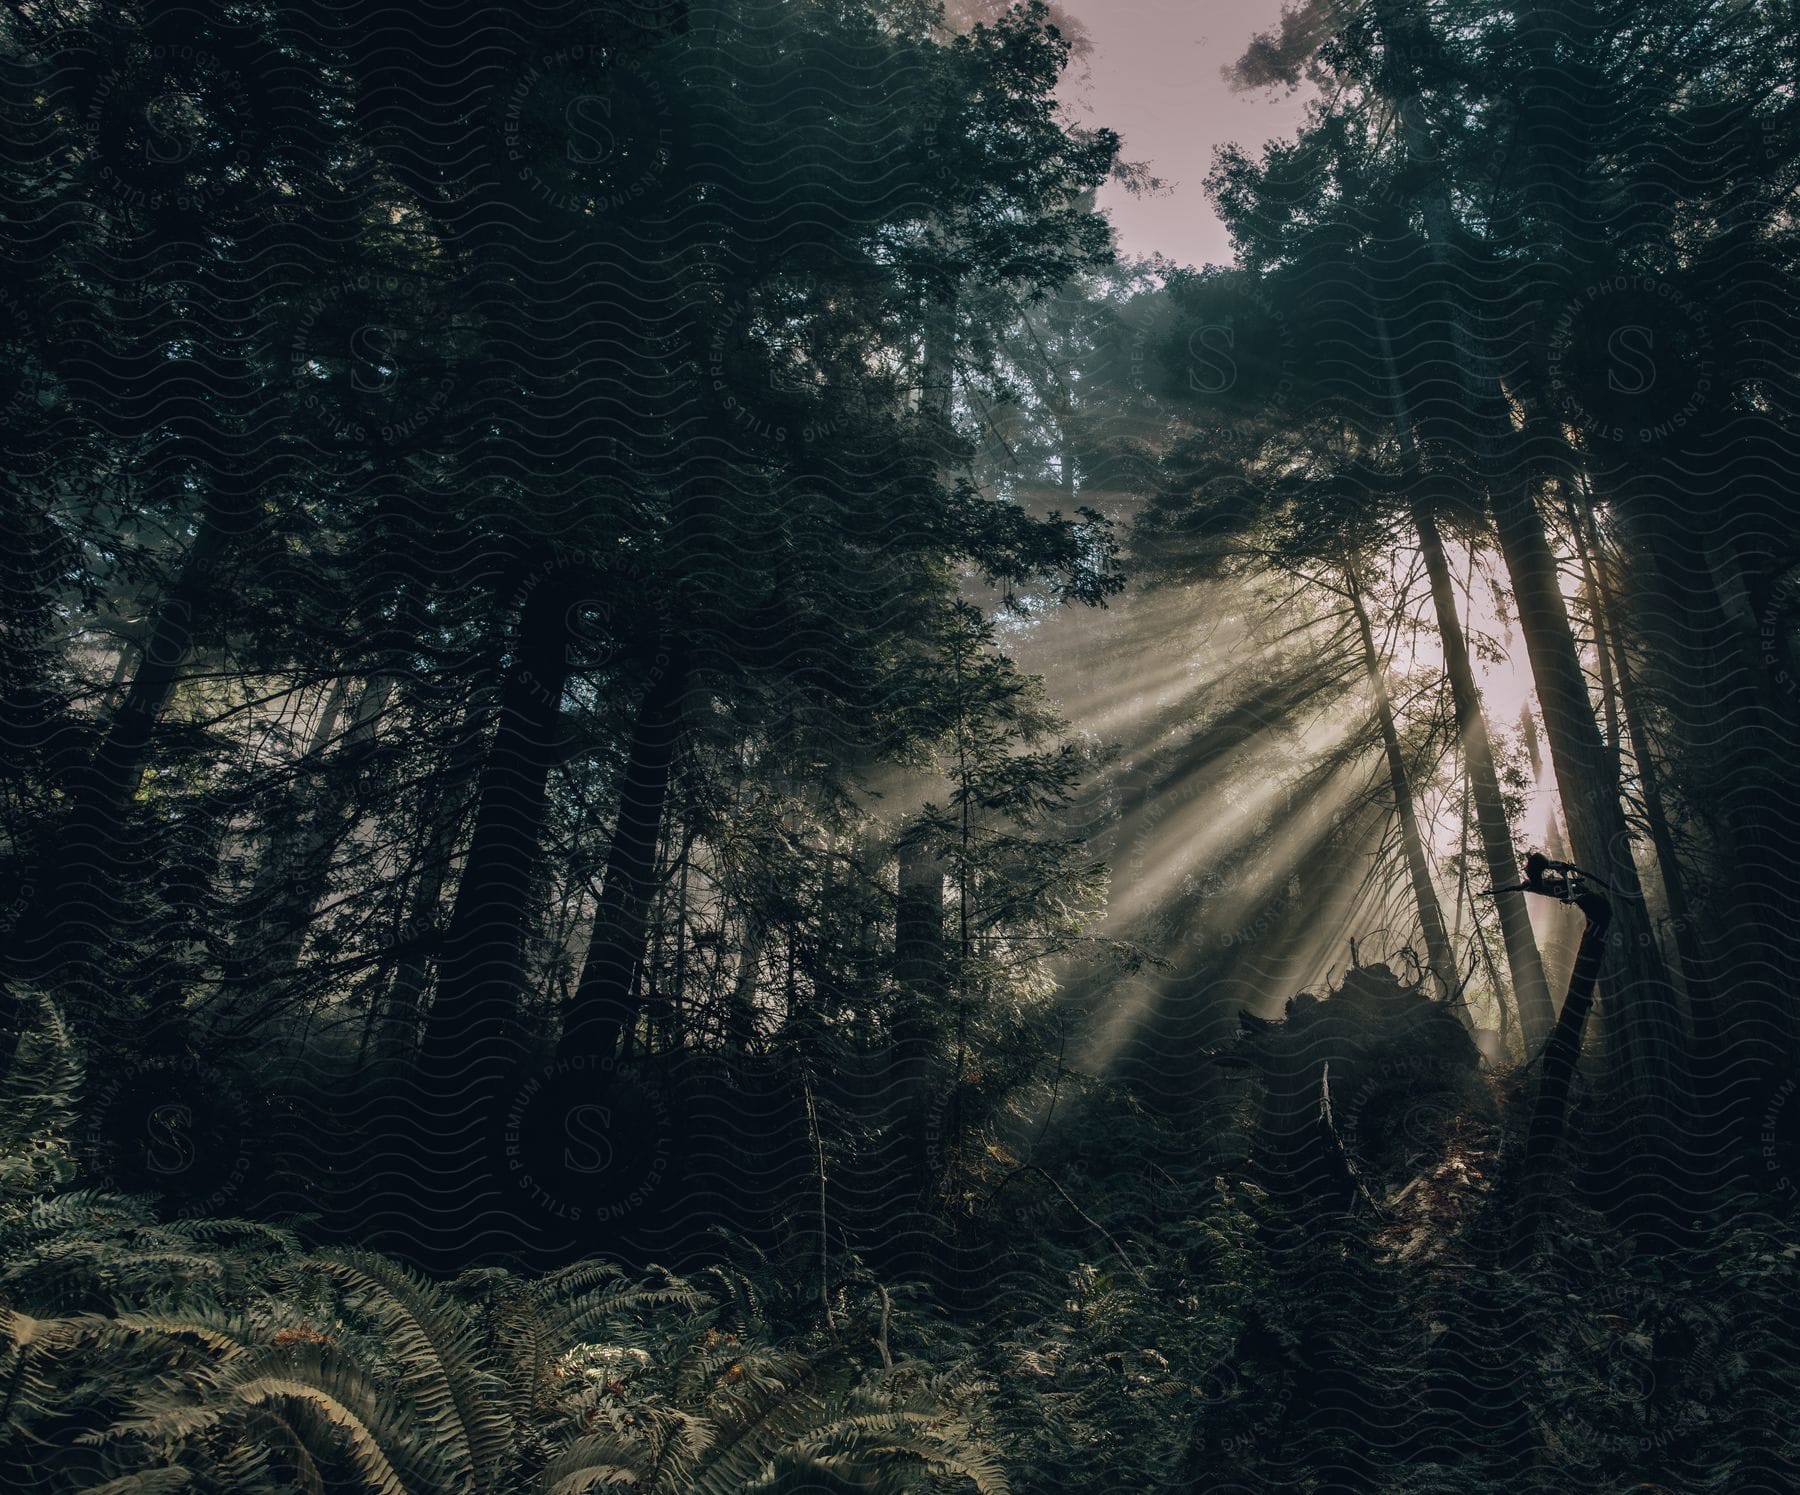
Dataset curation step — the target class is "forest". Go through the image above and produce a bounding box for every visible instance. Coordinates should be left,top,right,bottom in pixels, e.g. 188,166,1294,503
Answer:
2,0,1799,1489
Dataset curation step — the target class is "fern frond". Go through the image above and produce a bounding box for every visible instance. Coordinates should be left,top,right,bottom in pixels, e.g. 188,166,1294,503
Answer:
179,1218,302,1261
780,1409,1010,1495
22,1189,157,1237
75,1467,195,1494
0,1306,81,1437
304,1249,512,1489
695,1265,765,1336
533,1261,630,1299
685,1347,822,1495
247,1402,327,1495
229,1373,416,1495
0,989,83,1204
114,1344,443,1495
2,1305,74,1352
539,1448,645,1492
541,1406,715,1495
107,1310,258,1363
491,1292,556,1424
534,1270,703,1352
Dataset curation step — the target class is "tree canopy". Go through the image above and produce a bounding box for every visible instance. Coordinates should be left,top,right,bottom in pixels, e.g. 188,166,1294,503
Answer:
4,2,1800,1491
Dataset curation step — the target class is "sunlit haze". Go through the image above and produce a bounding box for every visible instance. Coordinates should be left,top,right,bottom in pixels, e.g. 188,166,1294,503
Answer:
1000,2,1584,1039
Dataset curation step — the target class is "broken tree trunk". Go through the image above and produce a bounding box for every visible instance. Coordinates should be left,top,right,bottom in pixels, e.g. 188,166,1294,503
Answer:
1512,867,1612,1261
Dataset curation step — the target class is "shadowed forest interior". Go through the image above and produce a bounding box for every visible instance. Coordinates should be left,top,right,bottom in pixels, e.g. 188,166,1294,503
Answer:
3,1,1800,1491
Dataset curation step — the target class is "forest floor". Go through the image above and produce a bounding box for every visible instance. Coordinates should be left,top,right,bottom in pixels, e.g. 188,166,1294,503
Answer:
3,984,1799,1493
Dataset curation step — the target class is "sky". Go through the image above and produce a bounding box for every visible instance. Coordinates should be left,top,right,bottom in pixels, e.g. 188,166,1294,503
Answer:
1055,0,1317,268
1049,0,1551,794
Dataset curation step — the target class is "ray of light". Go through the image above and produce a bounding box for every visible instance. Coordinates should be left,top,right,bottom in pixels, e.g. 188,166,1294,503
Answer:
1052,659,1242,746
1096,708,1359,928
1075,742,1378,1071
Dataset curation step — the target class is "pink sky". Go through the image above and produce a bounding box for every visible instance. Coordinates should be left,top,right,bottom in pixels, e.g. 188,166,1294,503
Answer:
1056,0,1316,267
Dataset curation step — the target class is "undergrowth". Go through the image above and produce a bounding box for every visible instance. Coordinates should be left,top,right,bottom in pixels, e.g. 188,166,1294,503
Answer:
4,993,1798,1493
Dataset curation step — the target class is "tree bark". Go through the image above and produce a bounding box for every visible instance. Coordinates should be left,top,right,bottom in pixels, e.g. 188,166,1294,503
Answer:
26,501,231,1008
1380,0,1687,1104
1487,476,1689,1102
227,675,394,1001
1370,308,1555,1047
558,647,690,1063
1606,479,1799,1078
1412,515,1557,1049
726,904,766,1056
1574,505,1723,1058
891,823,945,1203
379,674,500,1061
1344,561,1462,1017
1513,887,1612,1261
417,568,575,1090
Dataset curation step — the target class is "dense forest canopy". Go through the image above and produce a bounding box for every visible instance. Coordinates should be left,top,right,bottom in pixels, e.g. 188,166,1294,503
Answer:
2,0,1799,1490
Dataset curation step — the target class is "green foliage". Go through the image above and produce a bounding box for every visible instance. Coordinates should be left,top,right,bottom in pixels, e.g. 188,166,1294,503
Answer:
0,1002,1008,1493
984,1178,1272,1492
8,972,1800,1493
0,990,82,1207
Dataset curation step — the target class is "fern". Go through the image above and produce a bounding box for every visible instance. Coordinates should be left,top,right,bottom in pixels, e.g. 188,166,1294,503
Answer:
114,1342,441,1495
303,1250,513,1490
0,1037,1009,1495
1,1305,81,1445
0,992,83,1210
540,1405,717,1494
535,1278,1007,1495
532,1261,706,1352
79,1470,196,1494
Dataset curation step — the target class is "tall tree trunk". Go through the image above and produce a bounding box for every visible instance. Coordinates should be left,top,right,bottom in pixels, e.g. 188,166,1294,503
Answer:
1577,504,1722,1058
1380,0,1687,1107
1606,615,1722,1055
1578,542,1624,781
886,285,957,1211
417,569,575,1090
668,818,693,1053
1486,474,1689,1103
727,904,766,1056
28,503,231,995
1514,702,1580,990
1450,676,1516,1056
1371,309,1555,1047
1513,885,1613,1262
1344,561,1462,1017
1605,477,1799,1083
1411,511,1556,1049
892,823,945,1204
380,674,500,1061
558,648,690,1063
1374,0,1691,1206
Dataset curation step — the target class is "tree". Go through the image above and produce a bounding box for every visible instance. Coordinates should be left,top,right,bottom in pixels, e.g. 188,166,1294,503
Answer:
0,2,384,1047
1344,560,1460,1014
1139,262,1548,1045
